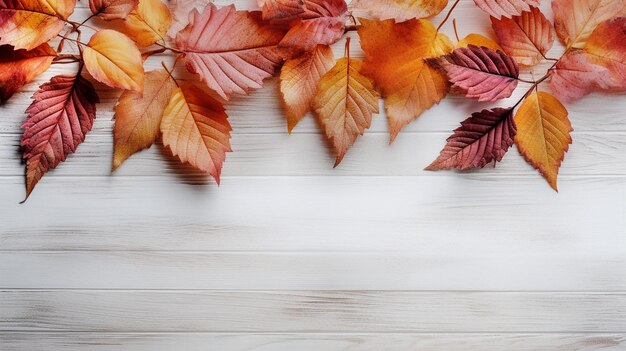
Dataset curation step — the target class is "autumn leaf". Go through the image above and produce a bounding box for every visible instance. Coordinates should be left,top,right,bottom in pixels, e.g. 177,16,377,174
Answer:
0,44,56,103
258,0,304,21
351,0,448,22
124,0,172,47
89,0,138,20
426,107,516,170
176,4,289,100
549,18,626,102
514,91,572,191
427,45,519,101
167,0,212,37
161,83,232,183
0,0,76,50
113,70,176,170
279,0,348,52
313,54,379,166
491,7,555,66
20,74,99,200
357,18,453,141
457,33,502,51
83,29,144,92
552,0,624,49
473,0,539,19
280,45,334,132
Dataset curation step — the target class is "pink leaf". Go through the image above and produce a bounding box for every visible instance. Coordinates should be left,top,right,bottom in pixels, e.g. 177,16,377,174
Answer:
279,0,348,51
473,0,540,19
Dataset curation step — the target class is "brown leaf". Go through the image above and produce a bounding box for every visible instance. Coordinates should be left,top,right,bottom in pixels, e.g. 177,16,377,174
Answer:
0,43,56,103
89,0,138,20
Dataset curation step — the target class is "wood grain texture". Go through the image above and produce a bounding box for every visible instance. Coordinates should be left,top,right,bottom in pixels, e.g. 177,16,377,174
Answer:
1,1,625,350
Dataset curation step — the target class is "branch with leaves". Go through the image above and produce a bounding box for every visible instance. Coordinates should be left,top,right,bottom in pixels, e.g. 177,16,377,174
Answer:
0,0,624,201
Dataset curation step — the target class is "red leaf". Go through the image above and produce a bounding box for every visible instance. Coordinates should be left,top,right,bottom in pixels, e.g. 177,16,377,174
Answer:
0,43,56,103
473,0,540,19
89,0,138,20
21,74,99,200
427,45,519,101
258,0,304,21
549,50,611,102
426,108,516,170
279,0,348,51
175,4,289,100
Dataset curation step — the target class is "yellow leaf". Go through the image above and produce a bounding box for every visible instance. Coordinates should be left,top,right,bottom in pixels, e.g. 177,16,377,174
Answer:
357,18,453,141
313,56,380,166
113,70,176,170
0,0,76,50
125,0,172,47
552,0,624,49
457,33,503,52
161,84,232,183
514,91,572,191
279,45,334,133
83,29,144,92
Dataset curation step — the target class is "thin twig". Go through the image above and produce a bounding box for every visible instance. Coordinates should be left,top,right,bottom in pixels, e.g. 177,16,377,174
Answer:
436,0,461,33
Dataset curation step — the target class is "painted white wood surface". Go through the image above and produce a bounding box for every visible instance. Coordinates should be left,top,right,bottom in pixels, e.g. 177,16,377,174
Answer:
1,1,626,350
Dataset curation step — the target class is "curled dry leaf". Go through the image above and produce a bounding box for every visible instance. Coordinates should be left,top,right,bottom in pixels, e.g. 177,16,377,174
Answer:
426,108,516,170
457,33,502,51
351,0,448,22
313,56,379,166
161,83,232,183
125,0,172,47
549,17,626,102
83,29,144,92
280,45,335,132
0,44,56,103
21,74,99,199
472,0,539,19
491,6,555,66
176,4,289,100
357,18,453,141
427,45,519,101
0,0,76,50
514,91,572,191
167,0,212,37
113,70,176,170
258,0,305,22
279,0,348,52
89,0,138,20
552,0,624,49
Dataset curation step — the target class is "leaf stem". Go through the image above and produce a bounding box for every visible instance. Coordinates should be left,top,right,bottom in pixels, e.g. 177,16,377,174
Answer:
344,37,351,59
155,42,183,54
452,18,460,42
161,57,181,87
436,0,461,33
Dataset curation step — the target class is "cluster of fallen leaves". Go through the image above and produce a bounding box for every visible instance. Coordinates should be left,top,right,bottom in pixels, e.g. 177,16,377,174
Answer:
0,0,624,200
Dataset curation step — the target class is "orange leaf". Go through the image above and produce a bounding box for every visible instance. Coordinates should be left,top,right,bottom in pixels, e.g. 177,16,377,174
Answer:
514,91,572,191
357,18,453,141
552,0,624,49
89,0,138,20
280,45,334,132
549,18,626,102
491,7,555,66
0,43,56,103
258,0,305,21
21,74,99,200
313,56,379,166
0,0,76,50
124,0,172,47
176,4,289,100
161,83,232,183
83,29,144,92
457,33,502,51
473,0,539,19
351,0,448,22
278,0,348,52
113,69,176,170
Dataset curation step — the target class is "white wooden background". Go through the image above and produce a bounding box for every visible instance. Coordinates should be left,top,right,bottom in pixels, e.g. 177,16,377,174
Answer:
2,1,626,350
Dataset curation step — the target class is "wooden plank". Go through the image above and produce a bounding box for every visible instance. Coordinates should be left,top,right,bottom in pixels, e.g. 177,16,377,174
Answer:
2,176,624,253
0,132,624,177
2,249,626,290
2,332,625,351
2,291,626,332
